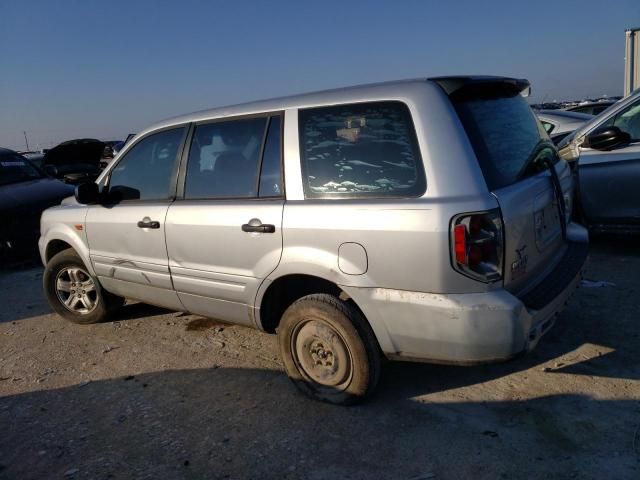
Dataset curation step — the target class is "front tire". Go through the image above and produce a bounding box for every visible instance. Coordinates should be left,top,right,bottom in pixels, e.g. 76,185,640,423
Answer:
44,249,124,324
277,294,381,405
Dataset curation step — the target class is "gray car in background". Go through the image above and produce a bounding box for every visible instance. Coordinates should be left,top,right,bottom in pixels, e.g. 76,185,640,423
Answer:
38,77,588,404
536,109,593,144
559,88,640,232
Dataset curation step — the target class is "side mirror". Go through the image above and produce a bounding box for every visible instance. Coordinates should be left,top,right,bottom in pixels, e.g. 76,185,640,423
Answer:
44,164,58,177
74,182,100,205
586,125,631,151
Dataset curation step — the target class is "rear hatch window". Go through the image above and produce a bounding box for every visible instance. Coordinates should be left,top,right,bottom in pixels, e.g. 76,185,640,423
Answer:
438,78,573,296
453,94,550,190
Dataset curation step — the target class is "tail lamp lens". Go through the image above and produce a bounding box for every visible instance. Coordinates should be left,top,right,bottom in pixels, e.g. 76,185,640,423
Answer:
451,209,503,283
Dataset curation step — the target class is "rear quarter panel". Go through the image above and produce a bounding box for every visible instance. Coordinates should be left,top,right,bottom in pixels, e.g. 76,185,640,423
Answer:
273,81,500,295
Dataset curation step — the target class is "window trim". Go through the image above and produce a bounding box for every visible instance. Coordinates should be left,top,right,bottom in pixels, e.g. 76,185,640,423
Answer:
297,100,427,200
175,110,285,202
101,123,190,204
257,114,285,199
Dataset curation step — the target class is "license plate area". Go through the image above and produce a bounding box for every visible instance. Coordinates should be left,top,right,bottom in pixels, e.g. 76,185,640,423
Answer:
534,189,561,252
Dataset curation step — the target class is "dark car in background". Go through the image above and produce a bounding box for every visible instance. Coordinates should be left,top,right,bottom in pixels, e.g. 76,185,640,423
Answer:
0,148,75,261
42,138,105,184
102,140,123,160
111,133,136,157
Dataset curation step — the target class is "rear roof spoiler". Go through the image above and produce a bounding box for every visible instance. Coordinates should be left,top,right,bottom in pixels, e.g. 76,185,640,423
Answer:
429,76,531,100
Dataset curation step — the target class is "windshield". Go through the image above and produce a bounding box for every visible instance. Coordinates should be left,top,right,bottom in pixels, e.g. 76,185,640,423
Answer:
0,153,43,186
453,94,550,190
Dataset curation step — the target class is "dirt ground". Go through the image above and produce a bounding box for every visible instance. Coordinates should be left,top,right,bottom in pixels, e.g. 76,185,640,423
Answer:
1,237,639,480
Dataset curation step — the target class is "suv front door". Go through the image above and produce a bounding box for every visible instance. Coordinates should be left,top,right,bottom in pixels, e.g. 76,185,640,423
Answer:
85,126,188,310
578,99,640,226
165,114,284,326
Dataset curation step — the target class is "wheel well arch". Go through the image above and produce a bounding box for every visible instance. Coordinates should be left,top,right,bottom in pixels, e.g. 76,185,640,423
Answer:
45,239,74,263
258,274,368,334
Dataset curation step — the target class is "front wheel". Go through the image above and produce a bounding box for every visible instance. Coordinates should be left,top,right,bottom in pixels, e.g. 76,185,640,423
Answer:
277,294,381,405
44,249,124,324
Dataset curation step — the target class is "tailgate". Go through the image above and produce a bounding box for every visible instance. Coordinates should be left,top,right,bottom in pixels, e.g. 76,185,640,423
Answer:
442,76,575,294
494,160,573,293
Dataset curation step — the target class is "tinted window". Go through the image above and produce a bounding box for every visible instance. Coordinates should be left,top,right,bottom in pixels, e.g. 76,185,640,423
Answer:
299,102,425,198
185,117,267,199
454,94,548,190
109,127,185,201
259,116,283,197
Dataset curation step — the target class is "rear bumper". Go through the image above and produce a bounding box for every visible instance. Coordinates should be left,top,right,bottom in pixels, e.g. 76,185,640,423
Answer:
344,232,588,365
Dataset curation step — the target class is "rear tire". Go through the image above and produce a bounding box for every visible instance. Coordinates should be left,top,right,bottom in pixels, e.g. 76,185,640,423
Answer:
277,293,381,405
44,249,124,324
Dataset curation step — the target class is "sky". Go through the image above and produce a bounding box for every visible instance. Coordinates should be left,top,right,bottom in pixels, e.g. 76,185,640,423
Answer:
0,0,638,150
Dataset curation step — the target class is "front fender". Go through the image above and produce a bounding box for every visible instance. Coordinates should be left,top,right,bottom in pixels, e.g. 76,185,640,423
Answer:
39,209,92,274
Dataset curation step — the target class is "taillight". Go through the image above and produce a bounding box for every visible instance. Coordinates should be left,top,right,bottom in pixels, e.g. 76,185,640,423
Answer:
451,209,503,283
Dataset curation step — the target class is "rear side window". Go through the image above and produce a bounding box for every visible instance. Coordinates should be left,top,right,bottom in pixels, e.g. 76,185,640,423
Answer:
185,117,267,199
453,94,549,190
298,101,425,198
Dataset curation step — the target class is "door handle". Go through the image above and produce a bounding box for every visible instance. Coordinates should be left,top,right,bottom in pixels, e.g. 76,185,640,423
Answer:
242,218,275,233
137,218,160,229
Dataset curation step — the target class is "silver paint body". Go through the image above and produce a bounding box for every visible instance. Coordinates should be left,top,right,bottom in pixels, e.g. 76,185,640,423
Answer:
559,89,640,227
40,79,586,364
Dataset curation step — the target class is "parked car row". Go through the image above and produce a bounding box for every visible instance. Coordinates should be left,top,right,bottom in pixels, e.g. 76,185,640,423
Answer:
1,134,136,262
531,97,620,112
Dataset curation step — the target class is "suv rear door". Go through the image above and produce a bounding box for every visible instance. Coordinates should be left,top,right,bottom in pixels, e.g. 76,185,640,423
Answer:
165,114,284,326
446,79,573,295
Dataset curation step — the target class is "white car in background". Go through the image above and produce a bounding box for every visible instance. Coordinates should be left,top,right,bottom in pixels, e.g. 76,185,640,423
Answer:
536,110,593,144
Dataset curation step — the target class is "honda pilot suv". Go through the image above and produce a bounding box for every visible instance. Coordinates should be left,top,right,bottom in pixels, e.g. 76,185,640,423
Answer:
39,77,588,404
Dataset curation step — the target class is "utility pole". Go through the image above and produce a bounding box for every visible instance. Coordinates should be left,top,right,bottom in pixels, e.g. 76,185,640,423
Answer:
23,131,30,151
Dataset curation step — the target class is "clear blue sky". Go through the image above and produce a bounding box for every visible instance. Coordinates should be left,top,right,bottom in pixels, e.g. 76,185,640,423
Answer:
1,0,638,150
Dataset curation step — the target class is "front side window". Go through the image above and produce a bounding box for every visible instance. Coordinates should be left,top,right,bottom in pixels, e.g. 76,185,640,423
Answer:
603,100,640,141
299,101,426,198
185,117,267,199
109,127,186,201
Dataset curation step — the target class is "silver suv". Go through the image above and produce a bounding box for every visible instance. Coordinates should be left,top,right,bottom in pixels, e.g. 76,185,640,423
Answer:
39,77,588,404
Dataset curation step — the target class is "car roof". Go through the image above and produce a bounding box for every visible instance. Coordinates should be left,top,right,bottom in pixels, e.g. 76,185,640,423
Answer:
0,147,21,157
140,76,528,136
537,109,593,121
